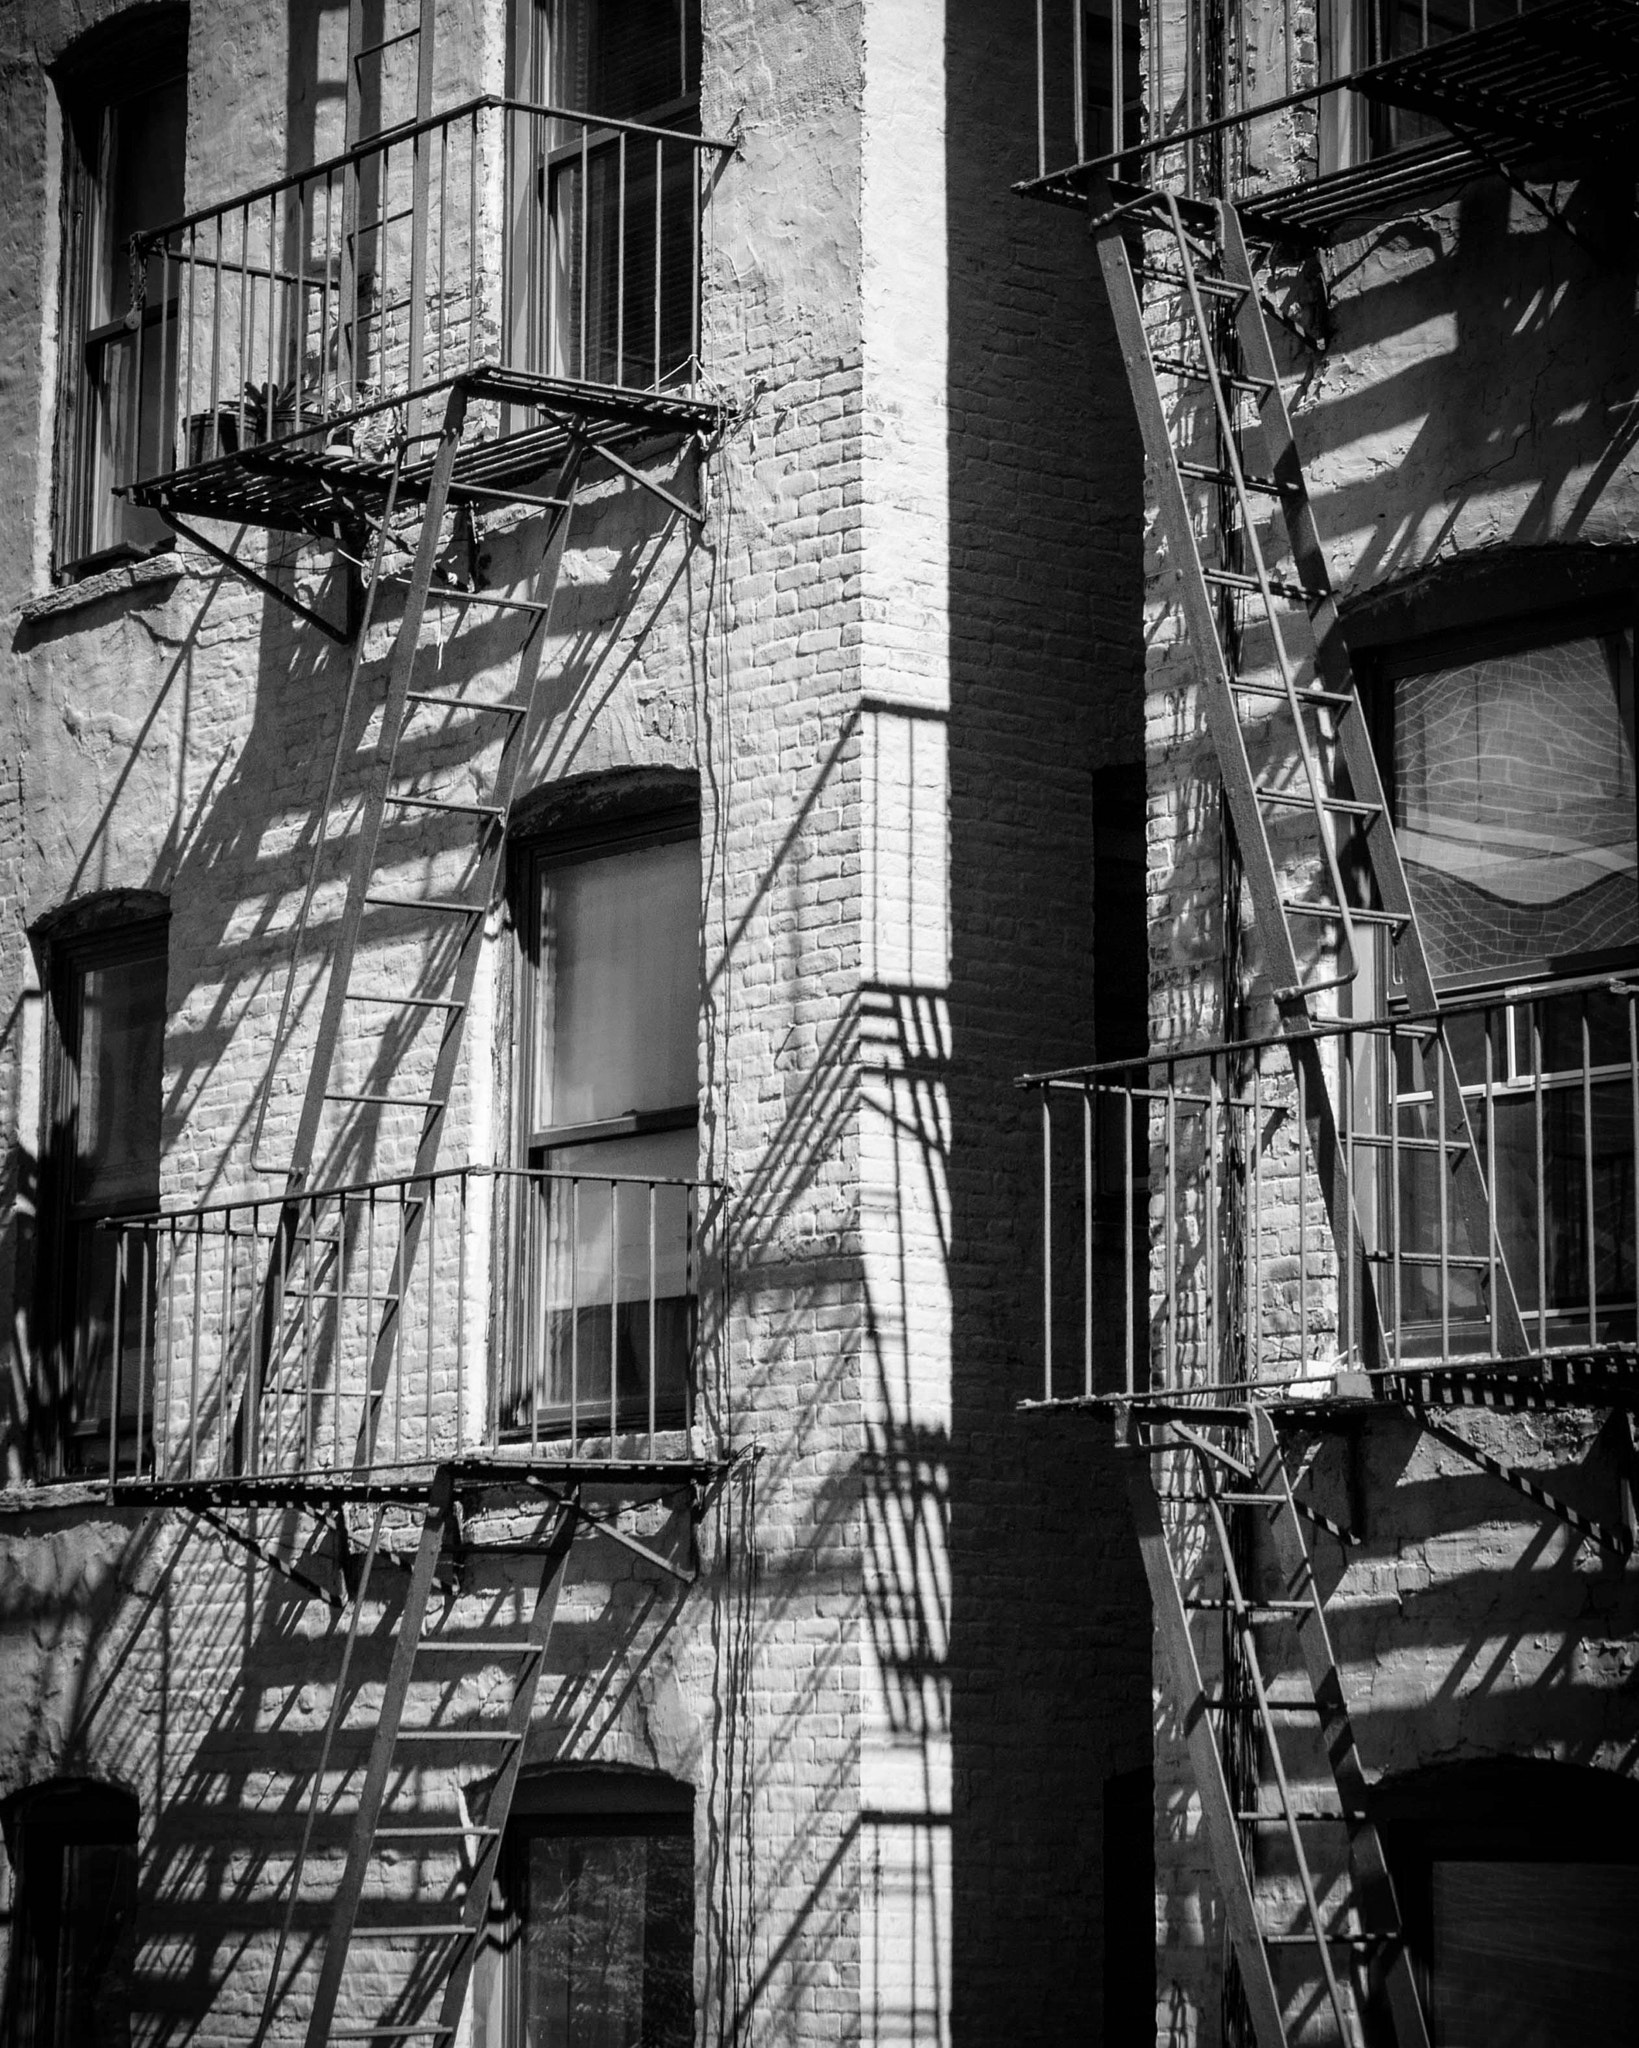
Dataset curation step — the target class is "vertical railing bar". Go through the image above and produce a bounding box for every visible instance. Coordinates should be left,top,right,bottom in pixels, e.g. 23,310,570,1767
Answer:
320,176,334,411
1072,0,1086,162
190,1220,206,1472
1123,1086,1135,1397
109,1231,126,1483
236,204,250,450
690,141,702,380
1252,1057,1263,1382
425,1179,437,1461
570,1177,581,1449
1112,0,1124,158
265,192,277,441
457,1170,469,1454
1164,1078,1177,1391
1584,996,1598,1342
1036,0,1047,181
365,1187,378,1475
437,123,450,380
1297,1052,1309,1379
392,1189,406,1465
617,132,627,386
579,125,589,383
530,1178,542,1456
685,1182,697,1445
182,227,197,471
648,1181,658,1458
302,1199,316,1471
1390,1026,1403,1365
609,1180,620,1451
209,215,224,456
1042,1091,1053,1399
1344,1030,1356,1369
468,113,479,371
1629,990,1639,1341
1083,1088,1094,1398
1534,1004,1547,1353
1485,1009,1499,1359
1208,1063,1219,1381
294,182,308,432
652,136,663,385
144,1225,159,1477
1435,1034,1451,1362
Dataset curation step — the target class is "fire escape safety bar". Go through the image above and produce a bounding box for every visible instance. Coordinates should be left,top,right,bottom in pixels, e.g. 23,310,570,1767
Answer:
121,93,737,513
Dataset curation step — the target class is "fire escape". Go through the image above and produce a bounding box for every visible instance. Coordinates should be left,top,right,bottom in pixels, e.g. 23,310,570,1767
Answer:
1018,4,1639,2044
90,4,737,2039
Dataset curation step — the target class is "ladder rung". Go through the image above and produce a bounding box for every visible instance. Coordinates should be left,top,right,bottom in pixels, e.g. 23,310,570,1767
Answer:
1239,1810,1351,1824
350,1923,471,1940
384,793,505,821
1215,1490,1287,1506
1256,787,1382,819
324,1089,447,1108
415,1638,545,1655
1204,566,1315,604
1363,1249,1490,1270
1152,352,1273,396
1263,1931,1390,1947
353,24,420,60
1140,266,1249,301
1204,1693,1324,1714
1233,680,1356,711
1281,901,1407,928
372,1823,503,1839
347,992,467,1011
277,1286,401,1303
1185,1597,1312,1615
1178,459,1282,496
402,580,558,618
394,1728,527,1744
406,690,527,719
364,892,485,918
330,2030,455,2042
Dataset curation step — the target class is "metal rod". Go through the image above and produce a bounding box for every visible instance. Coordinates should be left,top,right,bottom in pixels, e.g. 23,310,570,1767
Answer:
1043,1090,1053,1399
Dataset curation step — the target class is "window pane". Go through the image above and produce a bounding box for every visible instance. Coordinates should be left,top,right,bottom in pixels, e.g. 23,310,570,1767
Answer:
1394,632,1639,982
539,0,700,117
74,951,166,1209
514,1128,695,1431
535,838,699,1129
521,1829,692,2048
1432,1860,1639,2047
106,76,187,318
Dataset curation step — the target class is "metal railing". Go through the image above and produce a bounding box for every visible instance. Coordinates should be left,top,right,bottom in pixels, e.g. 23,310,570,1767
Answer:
125,95,734,487
96,1162,712,1483
1029,0,1551,201
1028,973,1639,1398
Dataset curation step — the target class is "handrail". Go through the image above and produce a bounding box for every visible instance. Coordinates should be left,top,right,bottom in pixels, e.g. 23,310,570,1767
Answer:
133,92,737,253
1018,970,1639,1089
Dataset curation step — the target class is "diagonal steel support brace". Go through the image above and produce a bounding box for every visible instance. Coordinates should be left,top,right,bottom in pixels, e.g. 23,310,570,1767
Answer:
163,514,353,644
1410,1402,1634,1560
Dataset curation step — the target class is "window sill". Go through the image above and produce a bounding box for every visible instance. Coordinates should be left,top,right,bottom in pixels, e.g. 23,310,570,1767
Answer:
19,549,183,627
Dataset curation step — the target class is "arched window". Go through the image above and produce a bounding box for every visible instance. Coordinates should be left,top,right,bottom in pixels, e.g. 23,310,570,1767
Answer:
0,1779,139,2048
488,1769,694,2047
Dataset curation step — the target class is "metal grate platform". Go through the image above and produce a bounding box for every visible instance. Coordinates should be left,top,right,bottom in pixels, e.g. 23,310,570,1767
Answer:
126,365,725,542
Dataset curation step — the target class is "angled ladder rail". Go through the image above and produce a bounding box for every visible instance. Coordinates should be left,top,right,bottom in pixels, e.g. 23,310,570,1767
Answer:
243,386,588,1474
296,1468,580,2047
1125,1403,1429,2048
1089,177,1529,1365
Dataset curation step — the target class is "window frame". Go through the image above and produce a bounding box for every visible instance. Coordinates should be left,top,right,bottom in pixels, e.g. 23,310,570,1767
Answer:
1365,597,1639,1002
33,908,168,1481
52,16,188,582
0,1778,140,2048
494,1772,695,2048
504,802,701,1443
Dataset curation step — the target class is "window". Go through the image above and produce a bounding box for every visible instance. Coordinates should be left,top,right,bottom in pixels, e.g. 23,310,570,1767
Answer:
1320,0,1523,166
0,1780,139,2048
1079,0,1143,164
1370,610,1639,1347
54,18,187,575
507,0,702,389
1378,1762,1639,2048
507,811,699,1440
1384,613,1638,988
497,1775,693,2048
35,911,167,1478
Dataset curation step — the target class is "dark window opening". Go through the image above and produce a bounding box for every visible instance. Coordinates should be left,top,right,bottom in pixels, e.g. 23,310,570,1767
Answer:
54,19,187,577
0,1780,139,2048
506,810,700,1440
497,1776,694,2048
507,0,702,390
35,913,167,1479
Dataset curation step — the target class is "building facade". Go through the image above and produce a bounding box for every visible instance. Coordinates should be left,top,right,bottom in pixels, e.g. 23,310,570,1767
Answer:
0,1,1154,2044
1024,3,1639,2044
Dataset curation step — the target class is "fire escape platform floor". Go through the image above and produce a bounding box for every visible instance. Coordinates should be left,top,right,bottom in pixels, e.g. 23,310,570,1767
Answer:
105,1450,733,1511
126,366,724,543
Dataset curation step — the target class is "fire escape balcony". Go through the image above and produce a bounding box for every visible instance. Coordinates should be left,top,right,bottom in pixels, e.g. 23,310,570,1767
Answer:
1026,972,1639,1404
119,95,736,544
85,1162,723,1500
1022,0,1639,241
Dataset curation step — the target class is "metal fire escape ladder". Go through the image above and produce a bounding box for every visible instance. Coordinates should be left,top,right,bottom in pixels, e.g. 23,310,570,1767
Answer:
1090,178,1529,1364
1127,1405,1430,2048
293,1467,580,2047
244,388,587,1470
